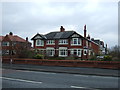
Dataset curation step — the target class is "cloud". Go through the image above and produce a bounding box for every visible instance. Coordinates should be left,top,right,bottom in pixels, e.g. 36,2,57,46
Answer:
2,1,118,47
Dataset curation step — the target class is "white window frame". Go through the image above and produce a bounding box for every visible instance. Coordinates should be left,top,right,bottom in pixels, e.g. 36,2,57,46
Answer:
59,39,68,45
47,40,55,45
84,49,88,55
36,39,44,46
59,47,68,57
70,49,82,57
89,50,91,56
86,41,88,47
2,42,9,46
71,38,82,46
46,48,55,56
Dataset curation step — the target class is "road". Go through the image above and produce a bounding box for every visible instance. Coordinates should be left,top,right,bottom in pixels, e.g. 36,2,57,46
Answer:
2,63,119,77
2,69,119,89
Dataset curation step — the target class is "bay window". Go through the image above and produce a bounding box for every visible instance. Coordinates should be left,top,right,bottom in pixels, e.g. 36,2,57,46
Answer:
46,48,55,56
59,47,67,57
36,39,44,46
71,38,81,45
71,49,82,57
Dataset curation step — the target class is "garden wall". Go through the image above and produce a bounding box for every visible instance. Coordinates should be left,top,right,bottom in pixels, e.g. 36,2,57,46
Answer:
2,58,120,69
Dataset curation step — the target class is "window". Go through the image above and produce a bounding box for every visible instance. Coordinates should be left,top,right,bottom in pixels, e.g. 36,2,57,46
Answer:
71,49,82,57
90,42,91,47
84,49,87,55
36,39,44,46
89,50,91,56
71,38,81,45
59,48,67,57
46,48,55,56
2,42,9,46
59,39,68,44
47,40,55,45
86,41,88,47
2,50,9,55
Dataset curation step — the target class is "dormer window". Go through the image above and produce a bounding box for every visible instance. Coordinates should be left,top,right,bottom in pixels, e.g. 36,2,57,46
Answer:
36,39,44,46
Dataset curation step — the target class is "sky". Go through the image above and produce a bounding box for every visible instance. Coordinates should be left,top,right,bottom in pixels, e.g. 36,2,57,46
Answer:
1,0,119,48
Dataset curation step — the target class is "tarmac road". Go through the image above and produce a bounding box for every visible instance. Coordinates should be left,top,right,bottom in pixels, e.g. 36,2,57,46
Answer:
2,69,119,89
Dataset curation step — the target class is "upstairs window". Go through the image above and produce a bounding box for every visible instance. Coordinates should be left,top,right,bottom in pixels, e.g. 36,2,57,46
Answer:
2,42,9,46
71,38,81,45
59,39,68,44
47,40,55,45
36,39,44,46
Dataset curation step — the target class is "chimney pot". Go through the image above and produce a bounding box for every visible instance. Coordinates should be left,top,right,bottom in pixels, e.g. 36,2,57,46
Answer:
87,34,90,39
60,26,65,32
9,32,13,35
26,37,28,42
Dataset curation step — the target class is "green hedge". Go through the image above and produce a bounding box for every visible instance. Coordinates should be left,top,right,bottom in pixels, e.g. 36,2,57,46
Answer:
34,54,44,59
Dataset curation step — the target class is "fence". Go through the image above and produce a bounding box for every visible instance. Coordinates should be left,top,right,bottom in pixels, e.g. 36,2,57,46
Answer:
2,58,120,69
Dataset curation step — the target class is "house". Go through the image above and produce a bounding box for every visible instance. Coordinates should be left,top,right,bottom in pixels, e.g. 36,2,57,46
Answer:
1,32,31,58
31,25,105,60
91,38,107,55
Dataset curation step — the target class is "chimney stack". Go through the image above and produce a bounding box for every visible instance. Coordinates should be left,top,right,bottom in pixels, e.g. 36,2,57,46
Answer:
60,26,65,32
91,38,94,41
84,24,87,38
9,32,13,35
87,34,90,39
26,37,28,42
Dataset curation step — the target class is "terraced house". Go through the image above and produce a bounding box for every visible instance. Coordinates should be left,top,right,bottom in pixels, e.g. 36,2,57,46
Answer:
31,25,106,59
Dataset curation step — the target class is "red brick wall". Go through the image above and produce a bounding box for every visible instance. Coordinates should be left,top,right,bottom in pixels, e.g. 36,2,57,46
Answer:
2,58,120,69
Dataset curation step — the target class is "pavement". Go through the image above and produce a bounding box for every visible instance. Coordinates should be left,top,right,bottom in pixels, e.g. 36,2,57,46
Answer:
2,63,120,77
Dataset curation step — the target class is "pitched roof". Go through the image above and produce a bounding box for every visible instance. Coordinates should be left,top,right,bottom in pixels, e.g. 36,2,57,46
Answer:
2,35,28,43
0,36,4,41
31,33,47,40
45,31,76,39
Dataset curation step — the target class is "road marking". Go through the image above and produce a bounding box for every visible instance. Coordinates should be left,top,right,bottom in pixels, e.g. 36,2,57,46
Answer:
16,70,56,74
74,75,89,77
70,86,100,90
3,69,56,75
0,77,42,84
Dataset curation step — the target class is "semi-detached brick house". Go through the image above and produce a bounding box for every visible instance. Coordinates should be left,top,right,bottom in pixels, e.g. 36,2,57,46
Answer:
31,25,105,60
1,32,31,58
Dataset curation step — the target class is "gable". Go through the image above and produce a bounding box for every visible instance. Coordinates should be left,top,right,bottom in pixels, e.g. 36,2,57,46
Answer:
71,34,80,38
34,35,42,39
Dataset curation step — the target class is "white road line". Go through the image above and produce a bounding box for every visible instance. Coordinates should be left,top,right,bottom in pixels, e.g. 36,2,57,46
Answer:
71,86,88,88
3,69,56,74
71,86,100,90
0,77,42,84
17,70,56,74
74,75,89,77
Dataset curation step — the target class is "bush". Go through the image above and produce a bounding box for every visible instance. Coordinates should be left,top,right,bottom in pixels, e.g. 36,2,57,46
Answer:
103,55,112,61
34,54,44,59
89,56,97,61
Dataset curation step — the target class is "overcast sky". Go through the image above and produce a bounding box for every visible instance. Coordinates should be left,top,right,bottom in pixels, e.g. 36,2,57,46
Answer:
1,0,118,48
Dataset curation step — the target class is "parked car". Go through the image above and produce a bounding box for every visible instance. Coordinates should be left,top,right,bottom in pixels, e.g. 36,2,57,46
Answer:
97,56,104,59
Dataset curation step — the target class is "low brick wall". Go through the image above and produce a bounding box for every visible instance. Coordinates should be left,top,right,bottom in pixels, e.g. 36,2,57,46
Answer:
2,58,120,69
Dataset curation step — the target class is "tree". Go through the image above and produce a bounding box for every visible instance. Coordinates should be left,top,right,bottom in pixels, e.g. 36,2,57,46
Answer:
12,42,34,58
108,45,120,60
